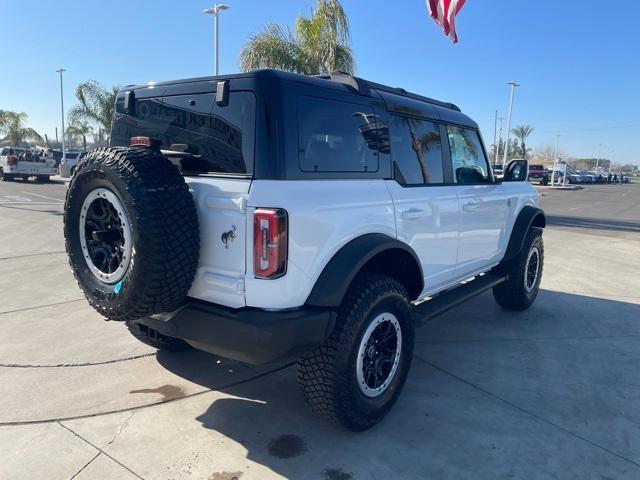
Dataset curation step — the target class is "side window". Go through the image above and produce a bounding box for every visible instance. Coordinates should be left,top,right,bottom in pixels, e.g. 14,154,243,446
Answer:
112,91,255,175
298,96,380,173
389,115,444,185
447,126,490,184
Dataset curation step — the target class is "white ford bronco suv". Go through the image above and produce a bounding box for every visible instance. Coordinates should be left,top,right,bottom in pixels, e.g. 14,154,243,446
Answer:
64,70,545,431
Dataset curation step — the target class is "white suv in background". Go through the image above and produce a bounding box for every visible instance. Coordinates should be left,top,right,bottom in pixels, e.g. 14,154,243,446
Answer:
58,150,83,177
63,70,546,430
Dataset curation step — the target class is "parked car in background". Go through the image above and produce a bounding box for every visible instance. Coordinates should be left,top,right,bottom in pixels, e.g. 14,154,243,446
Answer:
552,169,582,185
576,170,596,183
588,171,606,183
527,164,549,185
0,147,57,182
58,150,83,177
491,163,503,178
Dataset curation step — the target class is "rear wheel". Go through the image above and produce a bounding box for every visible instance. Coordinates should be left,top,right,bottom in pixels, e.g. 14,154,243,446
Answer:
493,228,544,311
2,173,14,182
298,273,414,431
36,175,50,183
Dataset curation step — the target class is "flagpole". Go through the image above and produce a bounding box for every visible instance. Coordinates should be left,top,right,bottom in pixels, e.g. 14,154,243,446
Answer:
502,81,520,168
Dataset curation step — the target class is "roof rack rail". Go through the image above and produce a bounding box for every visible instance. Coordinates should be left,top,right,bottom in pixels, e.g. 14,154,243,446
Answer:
314,71,461,112
366,80,461,112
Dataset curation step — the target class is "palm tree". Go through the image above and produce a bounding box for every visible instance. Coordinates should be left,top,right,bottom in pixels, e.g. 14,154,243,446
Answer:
68,80,118,142
67,120,94,151
511,125,535,159
239,0,355,75
0,110,42,146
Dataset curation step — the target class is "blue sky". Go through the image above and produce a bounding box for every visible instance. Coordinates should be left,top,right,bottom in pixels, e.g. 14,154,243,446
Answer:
1,0,638,164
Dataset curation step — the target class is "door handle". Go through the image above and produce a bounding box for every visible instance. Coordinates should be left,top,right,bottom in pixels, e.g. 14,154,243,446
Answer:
462,200,480,212
401,208,429,221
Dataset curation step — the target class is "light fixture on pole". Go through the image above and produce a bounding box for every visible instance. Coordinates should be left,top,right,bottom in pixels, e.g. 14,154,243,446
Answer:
56,68,66,161
501,81,520,168
203,4,230,76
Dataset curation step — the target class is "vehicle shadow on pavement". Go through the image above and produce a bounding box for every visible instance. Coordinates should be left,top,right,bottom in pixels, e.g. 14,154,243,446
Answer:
153,289,640,478
546,215,640,233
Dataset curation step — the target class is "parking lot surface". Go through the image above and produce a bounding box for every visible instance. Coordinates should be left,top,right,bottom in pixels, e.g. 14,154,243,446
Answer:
1,180,639,480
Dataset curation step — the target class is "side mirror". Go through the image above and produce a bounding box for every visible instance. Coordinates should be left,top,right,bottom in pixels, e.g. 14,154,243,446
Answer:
504,159,529,182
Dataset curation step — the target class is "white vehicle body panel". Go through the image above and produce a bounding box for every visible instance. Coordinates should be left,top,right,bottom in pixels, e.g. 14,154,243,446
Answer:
456,184,507,278
385,180,460,295
244,180,396,309
501,181,540,241
185,177,251,309
183,175,539,311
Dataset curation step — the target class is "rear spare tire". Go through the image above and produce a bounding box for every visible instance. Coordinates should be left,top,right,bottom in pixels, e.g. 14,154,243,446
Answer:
64,147,199,321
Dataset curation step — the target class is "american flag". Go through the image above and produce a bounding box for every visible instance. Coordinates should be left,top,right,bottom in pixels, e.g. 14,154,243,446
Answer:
426,0,467,43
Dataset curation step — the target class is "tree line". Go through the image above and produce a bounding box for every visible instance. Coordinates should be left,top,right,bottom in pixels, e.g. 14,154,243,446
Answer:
0,80,117,151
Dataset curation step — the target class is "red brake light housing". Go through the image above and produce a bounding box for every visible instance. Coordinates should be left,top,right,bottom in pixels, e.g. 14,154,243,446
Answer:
130,136,152,148
253,208,288,279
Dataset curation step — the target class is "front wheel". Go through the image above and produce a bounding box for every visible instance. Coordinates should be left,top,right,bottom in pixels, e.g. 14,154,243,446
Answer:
493,228,544,311
298,273,415,431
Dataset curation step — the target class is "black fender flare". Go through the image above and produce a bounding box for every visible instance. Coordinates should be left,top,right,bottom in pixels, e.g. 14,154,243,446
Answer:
305,233,424,308
502,206,546,262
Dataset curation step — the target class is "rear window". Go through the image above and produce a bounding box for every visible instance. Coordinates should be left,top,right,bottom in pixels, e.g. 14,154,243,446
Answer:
529,164,544,170
111,91,256,176
297,96,380,173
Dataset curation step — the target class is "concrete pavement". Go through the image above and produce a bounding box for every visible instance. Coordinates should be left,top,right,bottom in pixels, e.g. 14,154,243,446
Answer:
1,180,639,479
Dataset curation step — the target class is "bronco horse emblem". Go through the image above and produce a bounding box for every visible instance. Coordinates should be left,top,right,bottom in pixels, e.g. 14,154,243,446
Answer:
221,225,237,249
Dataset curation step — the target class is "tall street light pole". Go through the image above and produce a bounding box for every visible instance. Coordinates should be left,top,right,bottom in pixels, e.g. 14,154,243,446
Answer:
495,117,504,164
203,4,230,76
56,68,66,161
502,81,520,168
554,134,561,161
596,143,602,171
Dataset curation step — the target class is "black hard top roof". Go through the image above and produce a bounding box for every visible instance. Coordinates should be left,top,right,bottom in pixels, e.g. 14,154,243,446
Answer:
123,69,477,128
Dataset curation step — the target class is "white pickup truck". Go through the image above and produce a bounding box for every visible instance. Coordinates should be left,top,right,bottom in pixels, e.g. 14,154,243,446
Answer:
0,147,57,183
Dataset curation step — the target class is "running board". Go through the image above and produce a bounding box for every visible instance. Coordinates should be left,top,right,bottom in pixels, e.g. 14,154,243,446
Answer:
412,272,507,327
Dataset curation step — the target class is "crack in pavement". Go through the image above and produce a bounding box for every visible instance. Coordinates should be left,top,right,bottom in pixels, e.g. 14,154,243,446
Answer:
0,353,157,369
0,250,66,261
415,355,640,470
0,299,84,316
59,422,145,480
0,362,294,426
106,410,136,447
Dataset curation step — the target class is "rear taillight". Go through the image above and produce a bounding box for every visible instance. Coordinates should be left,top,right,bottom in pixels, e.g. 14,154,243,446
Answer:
5,155,17,166
253,208,288,279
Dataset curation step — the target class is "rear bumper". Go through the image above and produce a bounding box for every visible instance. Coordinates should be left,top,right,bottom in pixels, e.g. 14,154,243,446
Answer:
131,300,336,365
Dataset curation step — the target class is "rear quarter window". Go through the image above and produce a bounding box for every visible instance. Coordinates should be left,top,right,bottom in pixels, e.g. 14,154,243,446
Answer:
297,96,380,173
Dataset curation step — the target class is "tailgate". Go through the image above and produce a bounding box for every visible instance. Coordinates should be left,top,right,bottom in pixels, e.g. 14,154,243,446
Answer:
15,161,57,175
185,177,251,309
